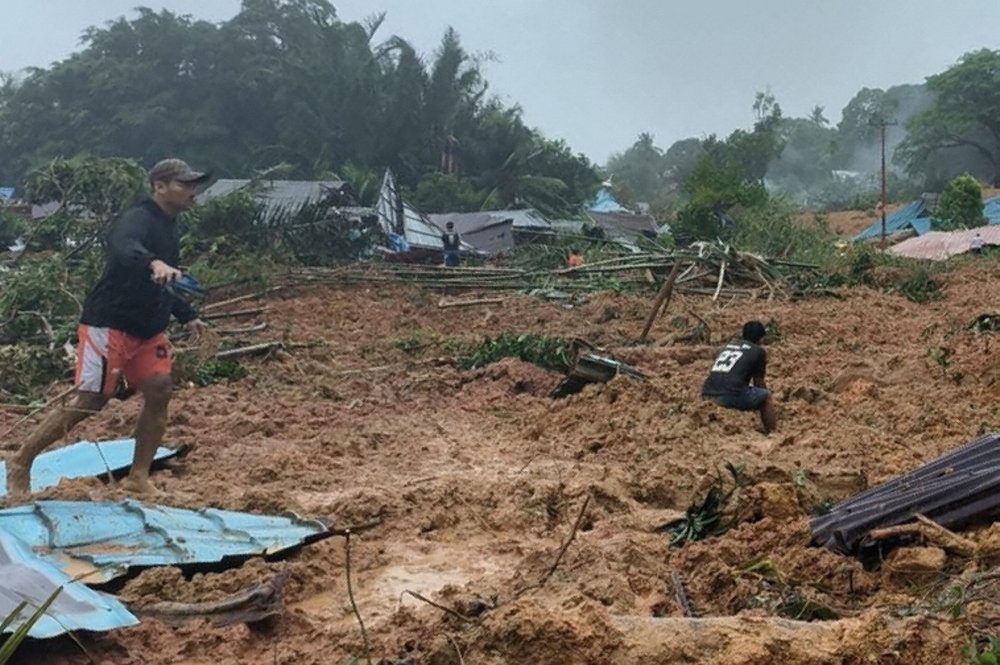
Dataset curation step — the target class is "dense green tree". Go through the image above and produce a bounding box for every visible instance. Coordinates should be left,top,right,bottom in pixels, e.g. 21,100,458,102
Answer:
605,133,666,203
0,1,599,216
896,49,1000,187
661,138,705,189
933,172,986,230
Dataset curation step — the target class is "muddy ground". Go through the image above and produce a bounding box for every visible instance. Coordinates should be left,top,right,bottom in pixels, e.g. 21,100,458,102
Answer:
6,260,1000,665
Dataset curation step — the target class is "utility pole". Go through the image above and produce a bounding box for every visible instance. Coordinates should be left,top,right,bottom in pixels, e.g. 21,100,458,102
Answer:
876,118,898,248
880,122,887,248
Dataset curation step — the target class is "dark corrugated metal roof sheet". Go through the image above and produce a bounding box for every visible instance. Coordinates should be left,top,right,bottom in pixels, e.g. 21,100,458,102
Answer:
0,530,137,638
0,500,330,583
0,439,181,496
810,433,1000,554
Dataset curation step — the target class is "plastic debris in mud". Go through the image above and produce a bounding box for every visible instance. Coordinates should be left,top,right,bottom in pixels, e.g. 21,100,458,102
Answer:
550,349,647,398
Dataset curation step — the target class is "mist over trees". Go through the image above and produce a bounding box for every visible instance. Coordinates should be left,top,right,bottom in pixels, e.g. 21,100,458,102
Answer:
0,0,600,217
605,48,1000,239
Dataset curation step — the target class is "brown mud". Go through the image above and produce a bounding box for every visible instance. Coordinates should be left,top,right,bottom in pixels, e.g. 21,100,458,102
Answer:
6,264,1000,664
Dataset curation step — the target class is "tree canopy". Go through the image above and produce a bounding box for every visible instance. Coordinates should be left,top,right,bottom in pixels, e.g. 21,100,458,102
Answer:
0,0,599,216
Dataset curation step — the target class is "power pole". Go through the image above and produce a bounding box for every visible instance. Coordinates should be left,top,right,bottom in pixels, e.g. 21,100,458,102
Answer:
876,118,898,248
880,122,887,248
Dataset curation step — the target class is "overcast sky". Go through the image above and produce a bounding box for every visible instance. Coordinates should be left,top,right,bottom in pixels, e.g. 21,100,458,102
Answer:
2,1,999,165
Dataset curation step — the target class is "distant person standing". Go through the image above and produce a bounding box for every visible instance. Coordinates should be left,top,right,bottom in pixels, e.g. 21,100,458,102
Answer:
567,248,584,267
971,231,984,255
701,320,776,434
442,221,461,267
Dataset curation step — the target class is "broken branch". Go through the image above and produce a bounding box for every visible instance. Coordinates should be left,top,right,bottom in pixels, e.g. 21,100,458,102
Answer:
202,307,269,321
539,494,591,587
437,297,504,308
402,590,474,623
866,513,976,556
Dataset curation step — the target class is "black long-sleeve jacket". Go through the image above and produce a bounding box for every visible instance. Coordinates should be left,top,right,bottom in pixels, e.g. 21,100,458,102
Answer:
80,198,197,339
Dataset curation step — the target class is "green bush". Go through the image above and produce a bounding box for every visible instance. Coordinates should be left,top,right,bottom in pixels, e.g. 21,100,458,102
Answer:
935,173,986,230
456,333,573,371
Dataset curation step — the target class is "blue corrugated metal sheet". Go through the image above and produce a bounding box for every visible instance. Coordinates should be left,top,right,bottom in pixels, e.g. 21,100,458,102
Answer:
0,530,137,638
0,500,330,583
984,195,1000,224
588,188,629,213
853,200,931,241
0,439,181,496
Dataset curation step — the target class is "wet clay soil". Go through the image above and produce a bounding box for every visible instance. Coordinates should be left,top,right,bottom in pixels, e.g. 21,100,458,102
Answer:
7,264,1000,664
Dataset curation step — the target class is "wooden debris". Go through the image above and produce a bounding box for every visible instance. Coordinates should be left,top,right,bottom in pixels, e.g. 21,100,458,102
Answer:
130,572,288,627
638,260,681,343
202,307,269,321
437,297,505,308
671,570,695,617
214,341,283,359
867,512,977,557
217,322,268,335
275,242,821,301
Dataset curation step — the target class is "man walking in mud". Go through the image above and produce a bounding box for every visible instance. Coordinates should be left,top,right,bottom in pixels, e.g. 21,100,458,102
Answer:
6,159,209,497
701,320,777,434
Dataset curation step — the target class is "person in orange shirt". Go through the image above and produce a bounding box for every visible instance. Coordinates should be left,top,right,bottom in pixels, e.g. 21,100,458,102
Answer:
567,248,584,267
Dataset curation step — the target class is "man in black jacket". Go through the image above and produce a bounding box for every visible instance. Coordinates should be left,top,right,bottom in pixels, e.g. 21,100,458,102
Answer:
6,159,209,497
701,320,777,434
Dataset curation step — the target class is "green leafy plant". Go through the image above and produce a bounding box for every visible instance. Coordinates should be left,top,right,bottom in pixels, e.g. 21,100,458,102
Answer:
456,333,573,372
0,587,62,663
661,462,747,547
962,636,1000,665
895,266,943,304
191,357,248,387
928,346,953,373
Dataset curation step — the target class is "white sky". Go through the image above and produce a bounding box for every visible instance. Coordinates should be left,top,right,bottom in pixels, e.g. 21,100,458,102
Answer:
2,1,1000,165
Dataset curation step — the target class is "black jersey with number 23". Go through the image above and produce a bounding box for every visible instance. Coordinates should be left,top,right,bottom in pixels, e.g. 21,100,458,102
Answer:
701,340,766,397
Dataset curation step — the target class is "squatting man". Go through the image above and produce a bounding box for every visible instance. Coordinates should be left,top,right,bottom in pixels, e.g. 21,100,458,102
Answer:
700,320,777,434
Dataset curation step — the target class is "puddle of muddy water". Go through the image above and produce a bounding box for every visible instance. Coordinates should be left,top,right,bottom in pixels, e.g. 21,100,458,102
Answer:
292,542,506,628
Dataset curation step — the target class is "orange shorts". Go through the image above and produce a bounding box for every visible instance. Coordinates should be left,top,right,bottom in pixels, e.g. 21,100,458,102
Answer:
75,324,171,395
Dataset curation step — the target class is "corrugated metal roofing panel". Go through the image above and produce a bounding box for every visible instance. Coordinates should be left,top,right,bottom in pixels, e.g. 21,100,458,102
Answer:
810,433,1000,554
0,439,180,496
0,530,137,638
0,500,330,583
888,224,1000,260
853,200,929,241
200,179,354,218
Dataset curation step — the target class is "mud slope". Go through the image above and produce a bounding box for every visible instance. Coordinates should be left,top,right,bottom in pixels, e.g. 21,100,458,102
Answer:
6,265,1000,665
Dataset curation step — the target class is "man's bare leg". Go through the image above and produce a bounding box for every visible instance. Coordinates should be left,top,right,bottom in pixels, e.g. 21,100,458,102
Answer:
7,391,107,497
121,374,172,495
759,396,777,434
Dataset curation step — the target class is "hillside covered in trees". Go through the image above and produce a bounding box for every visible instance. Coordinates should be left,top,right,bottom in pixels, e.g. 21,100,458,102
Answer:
3,0,1000,228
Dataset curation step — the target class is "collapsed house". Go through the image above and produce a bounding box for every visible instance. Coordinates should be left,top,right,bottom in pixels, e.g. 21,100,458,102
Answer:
375,169,485,262
427,209,553,255
853,193,1000,258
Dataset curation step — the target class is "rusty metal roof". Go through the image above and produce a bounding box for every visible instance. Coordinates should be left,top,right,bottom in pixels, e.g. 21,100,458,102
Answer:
810,433,1000,554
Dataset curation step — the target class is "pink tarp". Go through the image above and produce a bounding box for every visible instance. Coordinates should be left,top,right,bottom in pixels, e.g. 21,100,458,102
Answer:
887,225,1000,260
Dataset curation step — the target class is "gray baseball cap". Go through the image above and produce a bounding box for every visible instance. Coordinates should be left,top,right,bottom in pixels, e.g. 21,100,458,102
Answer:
149,158,210,185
